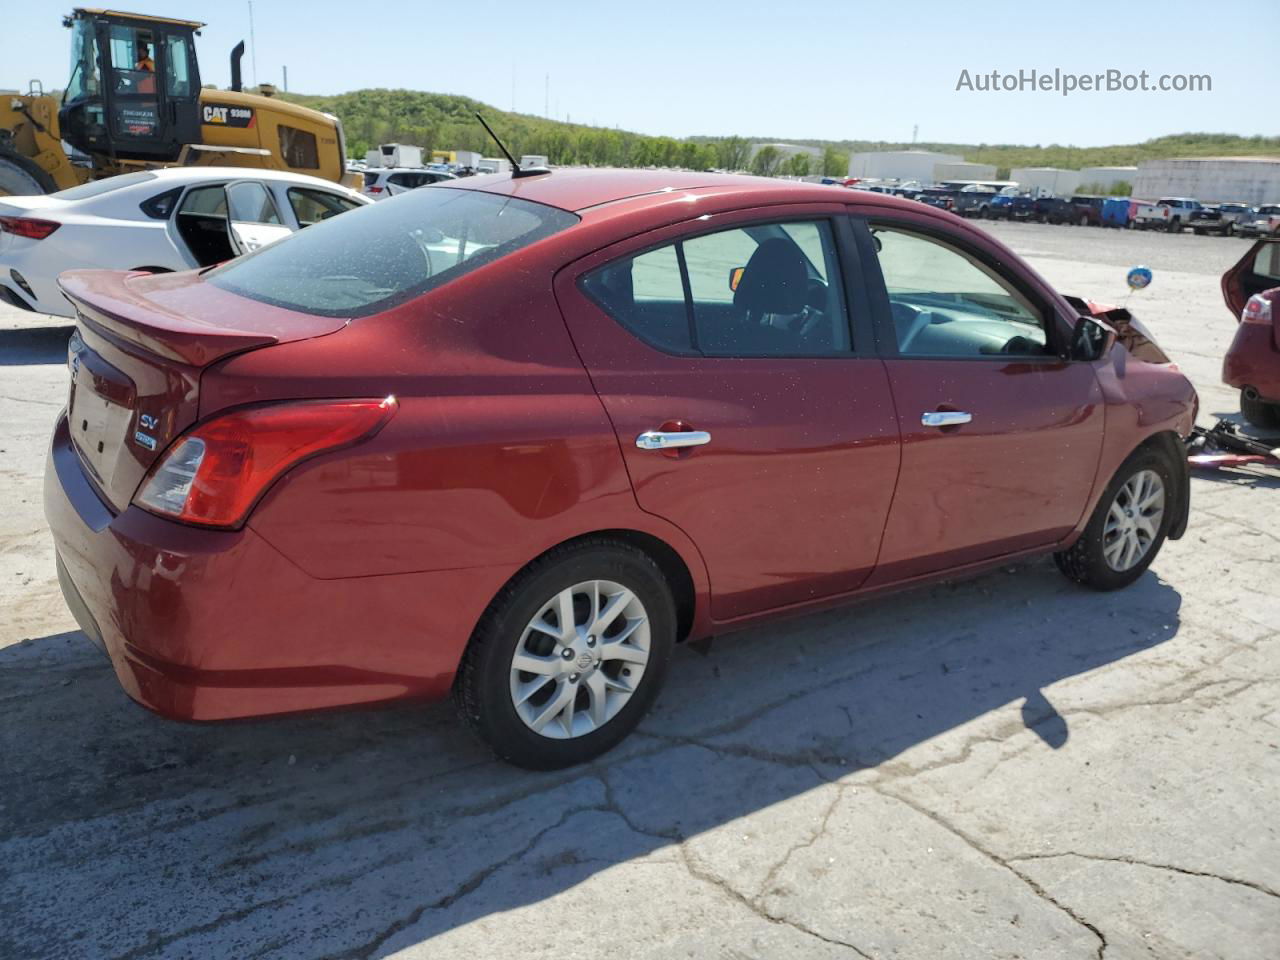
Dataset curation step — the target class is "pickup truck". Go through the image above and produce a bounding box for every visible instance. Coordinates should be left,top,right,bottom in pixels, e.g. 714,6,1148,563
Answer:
1238,204,1280,238
1189,202,1254,236
916,187,958,211
1134,197,1202,232
952,187,1000,218
1068,195,1106,226
1005,195,1070,223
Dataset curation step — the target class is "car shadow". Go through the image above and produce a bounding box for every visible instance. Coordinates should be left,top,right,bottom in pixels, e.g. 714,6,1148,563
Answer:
0,558,1183,958
0,324,75,366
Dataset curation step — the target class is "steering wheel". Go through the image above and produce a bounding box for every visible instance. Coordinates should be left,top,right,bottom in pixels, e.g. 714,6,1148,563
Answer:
891,301,933,352
1000,335,1042,356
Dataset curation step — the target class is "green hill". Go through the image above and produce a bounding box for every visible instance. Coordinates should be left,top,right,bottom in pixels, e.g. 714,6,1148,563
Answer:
281,88,1280,177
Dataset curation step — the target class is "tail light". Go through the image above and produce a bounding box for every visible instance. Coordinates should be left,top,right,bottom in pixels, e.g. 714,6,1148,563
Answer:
366,185,383,194
0,216,61,240
134,397,397,528
1242,294,1273,325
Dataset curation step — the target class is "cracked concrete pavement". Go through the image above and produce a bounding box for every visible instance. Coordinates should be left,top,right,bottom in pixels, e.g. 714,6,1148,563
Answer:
1,222,1277,959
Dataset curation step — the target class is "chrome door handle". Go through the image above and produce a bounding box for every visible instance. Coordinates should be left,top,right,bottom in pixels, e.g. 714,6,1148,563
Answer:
636,430,712,451
921,411,973,428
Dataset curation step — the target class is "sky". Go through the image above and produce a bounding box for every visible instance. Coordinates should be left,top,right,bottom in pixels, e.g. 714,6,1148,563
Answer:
4,0,1278,147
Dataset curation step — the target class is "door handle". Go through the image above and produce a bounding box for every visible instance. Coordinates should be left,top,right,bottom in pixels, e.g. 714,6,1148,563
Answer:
636,430,712,451
921,411,973,428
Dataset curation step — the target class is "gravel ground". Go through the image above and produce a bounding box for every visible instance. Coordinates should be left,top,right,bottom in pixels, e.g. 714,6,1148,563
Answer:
0,220,1277,960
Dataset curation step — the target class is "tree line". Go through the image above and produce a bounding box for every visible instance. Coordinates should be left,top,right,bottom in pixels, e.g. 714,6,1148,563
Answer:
282,88,847,175
281,89,1280,175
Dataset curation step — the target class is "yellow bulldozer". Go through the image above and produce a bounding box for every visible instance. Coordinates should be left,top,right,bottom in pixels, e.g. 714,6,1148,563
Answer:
0,8,354,197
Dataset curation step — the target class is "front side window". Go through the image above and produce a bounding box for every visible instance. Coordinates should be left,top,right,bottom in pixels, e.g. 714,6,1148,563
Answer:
582,220,851,357
287,188,361,227
163,34,192,97
208,188,579,317
870,225,1049,358
107,24,156,94
278,126,320,169
388,172,427,189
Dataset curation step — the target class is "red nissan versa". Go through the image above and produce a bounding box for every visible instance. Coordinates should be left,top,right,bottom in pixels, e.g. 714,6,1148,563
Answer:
45,170,1196,769
1221,238,1280,428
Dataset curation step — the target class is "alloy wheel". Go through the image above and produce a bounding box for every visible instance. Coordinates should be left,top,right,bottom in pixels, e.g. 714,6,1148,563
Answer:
508,579,650,739
1102,470,1165,572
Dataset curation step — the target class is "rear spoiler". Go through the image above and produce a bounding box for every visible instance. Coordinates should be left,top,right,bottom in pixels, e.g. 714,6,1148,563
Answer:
59,270,279,367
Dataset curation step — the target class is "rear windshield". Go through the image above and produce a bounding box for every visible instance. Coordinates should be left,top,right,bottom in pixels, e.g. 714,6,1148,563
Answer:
207,187,579,317
52,171,157,200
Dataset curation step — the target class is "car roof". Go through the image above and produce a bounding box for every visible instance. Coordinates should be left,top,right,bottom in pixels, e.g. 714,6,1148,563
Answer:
134,166,352,189
439,168,847,213
366,167,456,176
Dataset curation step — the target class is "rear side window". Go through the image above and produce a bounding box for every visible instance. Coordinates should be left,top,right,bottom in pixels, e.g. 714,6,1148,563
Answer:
208,188,578,317
581,220,851,357
287,187,360,227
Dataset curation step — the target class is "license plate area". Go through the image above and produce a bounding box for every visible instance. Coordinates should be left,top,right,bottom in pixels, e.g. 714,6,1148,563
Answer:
68,342,137,493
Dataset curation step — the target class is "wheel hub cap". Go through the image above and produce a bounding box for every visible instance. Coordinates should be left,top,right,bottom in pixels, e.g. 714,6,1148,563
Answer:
1102,469,1166,572
508,579,651,740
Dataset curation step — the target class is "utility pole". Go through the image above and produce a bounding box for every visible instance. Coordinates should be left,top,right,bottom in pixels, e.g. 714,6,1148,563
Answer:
282,65,288,92
912,124,918,144
247,0,258,88
544,73,549,119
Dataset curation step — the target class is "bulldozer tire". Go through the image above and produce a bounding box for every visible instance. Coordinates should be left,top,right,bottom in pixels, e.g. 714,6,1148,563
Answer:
0,151,57,197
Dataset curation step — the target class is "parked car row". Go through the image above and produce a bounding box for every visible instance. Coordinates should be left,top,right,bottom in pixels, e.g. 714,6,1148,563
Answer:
854,180,1280,238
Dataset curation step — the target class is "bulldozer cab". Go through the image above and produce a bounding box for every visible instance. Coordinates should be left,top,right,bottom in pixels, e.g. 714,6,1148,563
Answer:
59,8,203,163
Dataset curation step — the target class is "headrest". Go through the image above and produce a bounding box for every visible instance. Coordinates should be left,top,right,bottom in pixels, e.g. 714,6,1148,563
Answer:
732,237,808,315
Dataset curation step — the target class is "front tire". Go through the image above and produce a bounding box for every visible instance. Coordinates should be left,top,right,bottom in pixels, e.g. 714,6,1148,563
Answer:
1055,449,1175,591
0,150,56,197
453,539,676,769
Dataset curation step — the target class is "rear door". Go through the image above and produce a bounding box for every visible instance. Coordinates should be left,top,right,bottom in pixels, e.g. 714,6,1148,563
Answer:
556,206,901,622
854,212,1104,585
225,180,294,255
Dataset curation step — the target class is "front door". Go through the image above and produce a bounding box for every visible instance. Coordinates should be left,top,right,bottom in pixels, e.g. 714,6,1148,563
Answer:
857,218,1105,585
557,209,901,622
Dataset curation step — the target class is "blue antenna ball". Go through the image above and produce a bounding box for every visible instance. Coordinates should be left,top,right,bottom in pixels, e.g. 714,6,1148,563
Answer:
1127,266,1153,291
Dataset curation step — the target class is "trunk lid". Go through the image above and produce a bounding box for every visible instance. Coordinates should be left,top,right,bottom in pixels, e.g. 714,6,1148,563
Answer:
1221,239,1280,321
58,268,349,512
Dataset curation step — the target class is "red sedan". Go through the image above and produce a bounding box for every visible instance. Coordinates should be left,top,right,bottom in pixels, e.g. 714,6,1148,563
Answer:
1221,239,1280,428
45,170,1195,768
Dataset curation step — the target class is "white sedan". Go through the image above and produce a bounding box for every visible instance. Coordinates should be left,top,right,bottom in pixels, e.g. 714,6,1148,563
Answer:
0,167,368,318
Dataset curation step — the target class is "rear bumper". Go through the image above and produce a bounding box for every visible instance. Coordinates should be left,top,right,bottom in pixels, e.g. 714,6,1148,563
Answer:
44,413,502,721
1223,322,1280,403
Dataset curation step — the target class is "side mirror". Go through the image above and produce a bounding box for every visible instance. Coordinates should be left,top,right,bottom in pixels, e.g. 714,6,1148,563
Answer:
1068,316,1116,362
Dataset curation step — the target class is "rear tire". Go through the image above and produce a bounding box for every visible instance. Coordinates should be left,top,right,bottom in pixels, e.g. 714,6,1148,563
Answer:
453,538,676,769
1241,390,1280,429
1055,448,1175,591
0,150,56,197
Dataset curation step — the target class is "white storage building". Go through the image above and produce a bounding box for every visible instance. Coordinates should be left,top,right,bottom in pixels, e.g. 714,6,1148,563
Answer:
934,161,998,182
848,150,962,183
1077,166,1137,193
1011,167,1081,196
1132,157,1280,204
